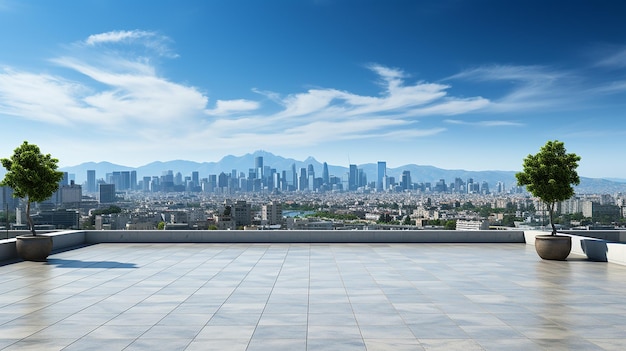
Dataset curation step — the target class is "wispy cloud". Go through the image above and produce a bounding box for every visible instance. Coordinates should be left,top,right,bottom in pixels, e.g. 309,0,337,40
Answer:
444,119,523,127
448,64,579,112
84,30,177,58
206,99,260,116
596,47,626,69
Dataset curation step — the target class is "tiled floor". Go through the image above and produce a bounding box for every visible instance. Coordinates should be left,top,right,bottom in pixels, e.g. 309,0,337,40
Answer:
1,243,626,350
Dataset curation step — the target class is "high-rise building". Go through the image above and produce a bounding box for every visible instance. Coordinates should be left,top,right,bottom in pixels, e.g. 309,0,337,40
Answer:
59,172,69,186
130,171,137,191
322,162,329,185
298,168,308,191
87,170,96,193
255,156,264,179
192,171,199,189
349,164,358,191
99,184,116,203
377,161,386,191
401,171,412,190
307,164,315,191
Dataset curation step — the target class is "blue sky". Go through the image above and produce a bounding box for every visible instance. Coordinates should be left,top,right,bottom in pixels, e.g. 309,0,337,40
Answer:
0,0,625,178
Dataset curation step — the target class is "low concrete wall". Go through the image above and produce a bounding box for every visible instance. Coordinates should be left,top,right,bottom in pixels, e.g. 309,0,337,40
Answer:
85,229,526,244
561,230,626,243
1,229,525,262
524,230,626,266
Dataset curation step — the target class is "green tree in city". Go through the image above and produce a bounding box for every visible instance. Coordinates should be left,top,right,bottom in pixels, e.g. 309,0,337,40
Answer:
403,215,412,225
157,221,165,230
0,142,64,235
444,220,456,230
516,140,581,235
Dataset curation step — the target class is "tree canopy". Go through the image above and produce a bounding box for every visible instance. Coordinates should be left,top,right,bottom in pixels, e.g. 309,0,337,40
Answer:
1,141,64,234
516,140,580,234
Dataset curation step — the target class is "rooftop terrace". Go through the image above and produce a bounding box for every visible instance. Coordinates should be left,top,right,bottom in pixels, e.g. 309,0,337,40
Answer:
1,233,626,350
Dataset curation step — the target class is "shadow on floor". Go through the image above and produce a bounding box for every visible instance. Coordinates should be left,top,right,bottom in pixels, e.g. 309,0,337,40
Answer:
45,258,138,269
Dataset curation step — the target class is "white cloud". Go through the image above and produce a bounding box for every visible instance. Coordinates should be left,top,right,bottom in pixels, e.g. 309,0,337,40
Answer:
206,99,260,116
444,119,523,127
86,30,154,46
447,64,579,112
84,30,177,58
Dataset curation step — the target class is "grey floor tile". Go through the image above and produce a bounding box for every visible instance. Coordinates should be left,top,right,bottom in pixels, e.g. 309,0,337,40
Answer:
246,338,307,351
184,338,249,351
124,338,192,351
62,337,136,351
252,324,308,339
196,325,256,339
364,338,425,351
306,338,366,351
307,325,362,339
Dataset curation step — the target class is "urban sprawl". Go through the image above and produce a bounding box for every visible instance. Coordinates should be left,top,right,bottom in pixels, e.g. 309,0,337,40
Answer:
1,156,624,233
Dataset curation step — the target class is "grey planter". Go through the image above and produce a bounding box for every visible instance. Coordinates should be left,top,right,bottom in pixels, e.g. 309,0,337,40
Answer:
16,235,53,261
535,235,571,260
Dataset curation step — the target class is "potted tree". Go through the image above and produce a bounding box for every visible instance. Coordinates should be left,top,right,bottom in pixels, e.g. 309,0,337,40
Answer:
516,140,581,260
1,141,64,261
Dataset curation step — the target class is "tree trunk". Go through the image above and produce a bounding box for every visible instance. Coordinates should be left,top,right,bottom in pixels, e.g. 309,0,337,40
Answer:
26,200,36,236
548,201,557,235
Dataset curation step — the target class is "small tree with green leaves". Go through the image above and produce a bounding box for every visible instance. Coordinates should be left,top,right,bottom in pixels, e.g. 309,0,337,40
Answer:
516,140,580,235
0,142,64,235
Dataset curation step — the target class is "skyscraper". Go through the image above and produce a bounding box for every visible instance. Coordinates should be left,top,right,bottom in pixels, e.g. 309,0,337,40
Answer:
322,162,329,185
255,156,264,179
87,170,96,193
401,170,412,190
377,161,386,191
349,164,358,191
99,184,116,203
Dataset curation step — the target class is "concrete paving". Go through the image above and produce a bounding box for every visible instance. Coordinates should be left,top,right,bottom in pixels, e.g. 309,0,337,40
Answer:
0,243,625,350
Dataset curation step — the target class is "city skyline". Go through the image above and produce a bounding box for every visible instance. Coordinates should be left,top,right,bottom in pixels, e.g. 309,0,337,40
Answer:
51,151,626,195
1,1,625,178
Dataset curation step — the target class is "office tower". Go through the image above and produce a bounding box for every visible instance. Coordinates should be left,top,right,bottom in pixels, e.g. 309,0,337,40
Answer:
358,169,367,188
60,172,69,186
255,156,264,179
401,170,412,190
322,162,329,185
349,164,358,191
307,164,315,191
298,168,308,191
130,171,137,191
121,171,131,190
208,174,217,193
218,172,229,189
377,161,386,191
142,177,151,191
291,163,297,189
174,172,183,186
192,171,199,188
481,181,490,194
99,184,116,203
87,170,96,193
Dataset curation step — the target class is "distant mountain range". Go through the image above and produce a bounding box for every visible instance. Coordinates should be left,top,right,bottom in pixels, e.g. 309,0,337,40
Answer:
2,150,625,194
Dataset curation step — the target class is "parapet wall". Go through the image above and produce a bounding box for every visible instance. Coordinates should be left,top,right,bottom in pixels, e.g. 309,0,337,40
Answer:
1,229,524,262
4,229,625,266
84,229,526,244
